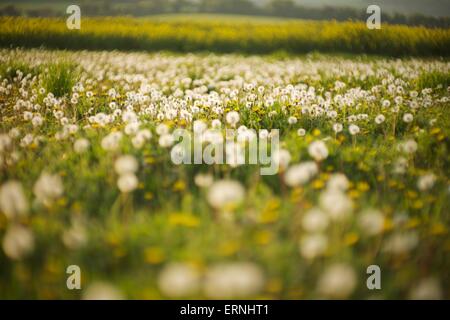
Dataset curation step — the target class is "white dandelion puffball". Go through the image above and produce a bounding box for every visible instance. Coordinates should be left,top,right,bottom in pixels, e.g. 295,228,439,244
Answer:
273,148,291,171
83,282,124,300
156,123,169,136
332,123,343,133
319,189,353,221
409,278,443,300
299,234,328,260
158,134,174,148
114,155,138,175
326,173,349,192
193,120,207,134
73,138,90,153
225,111,240,126
403,113,414,123
348,124,360,135
117,173,138,193
383,232,418,255
308,140,329,161
284,162,318,187
288,116,297,125
33,172,64,205
207,180,245,210
211,119,222,129
203,262,264,299
417,173,436,191
375,114,385,124
297,128,306,136
2,224,34,260
158,263,200,298
400,139,418,154
317,263,356,298
194,173,214,188
358,209,385,236
301,207,329,232
0,180,28,219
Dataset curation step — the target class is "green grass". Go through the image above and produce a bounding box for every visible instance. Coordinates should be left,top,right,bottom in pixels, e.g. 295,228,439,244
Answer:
42,62,78,97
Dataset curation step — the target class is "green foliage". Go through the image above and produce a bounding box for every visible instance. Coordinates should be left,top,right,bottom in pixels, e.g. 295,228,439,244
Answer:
42,62,78,97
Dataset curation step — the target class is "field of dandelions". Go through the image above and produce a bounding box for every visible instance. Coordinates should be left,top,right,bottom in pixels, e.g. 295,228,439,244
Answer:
0,48,449,299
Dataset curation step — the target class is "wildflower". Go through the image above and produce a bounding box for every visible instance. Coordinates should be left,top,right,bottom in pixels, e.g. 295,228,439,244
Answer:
207,180,245,211
288,116,297,125
393,157,408,174
83,282,124,300
117,173,138,193
62,219,87,249
327,173,349,191
33,172,64,205
101,132,122,151
417,173,436,191
2,224,34,260
211,119,221,129
382,100,391,108
297,128,306,136
375,114,385,124
157,263,200,298
319,189,353,221
308,141,328,162
348,124,360,135
383,232,418,254
193,120,207,133
301,207,329,232
114,155,138,175
259,129,269,139
299,234,328,259
317,263,356,298
156,123,169,136
332,123,343,133
225,111,240,127
409,278,442,300
73,138,89,153
403,113,414,123
124,122,139,135
273,149,291,171
284,162,318,187
399,139,418,154
0,181,28,219
194,173,213,188
358,209,385,236
159,134,174,148
204,262,264,299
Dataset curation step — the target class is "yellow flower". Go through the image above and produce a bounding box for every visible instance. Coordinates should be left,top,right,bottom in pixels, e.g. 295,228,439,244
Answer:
312,179,325,189
344,232,359,246
430,223,447,236
144,192,153,200
406,217,421,229
254,230,272,245
357,182,370,192
259,202,280,224
218,241,239,256
172,180,186,192
168,213,200,228
144,247,165,264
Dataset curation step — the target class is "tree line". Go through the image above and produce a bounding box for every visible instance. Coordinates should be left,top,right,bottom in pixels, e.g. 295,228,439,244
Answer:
1,0,449,28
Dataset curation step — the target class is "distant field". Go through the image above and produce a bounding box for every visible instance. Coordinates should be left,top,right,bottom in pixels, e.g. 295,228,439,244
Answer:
0,15,449,56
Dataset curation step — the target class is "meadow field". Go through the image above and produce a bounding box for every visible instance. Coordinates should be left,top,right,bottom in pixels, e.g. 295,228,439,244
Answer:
0,15,449,300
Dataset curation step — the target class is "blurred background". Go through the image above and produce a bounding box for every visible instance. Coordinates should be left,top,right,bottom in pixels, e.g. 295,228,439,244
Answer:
1,0,449,27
